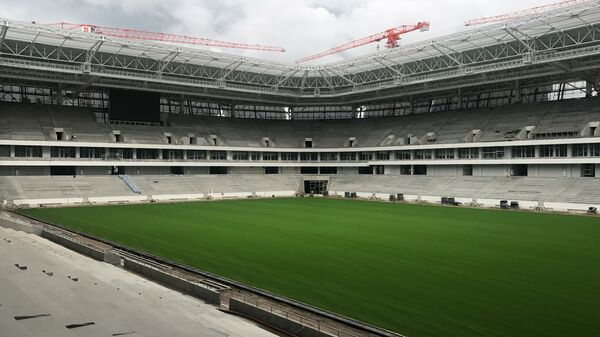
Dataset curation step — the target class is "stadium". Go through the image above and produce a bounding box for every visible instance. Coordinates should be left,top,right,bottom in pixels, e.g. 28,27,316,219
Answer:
1,1,600,337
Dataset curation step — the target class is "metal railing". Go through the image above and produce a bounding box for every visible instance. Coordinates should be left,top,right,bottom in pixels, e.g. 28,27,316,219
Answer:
230,293,361,337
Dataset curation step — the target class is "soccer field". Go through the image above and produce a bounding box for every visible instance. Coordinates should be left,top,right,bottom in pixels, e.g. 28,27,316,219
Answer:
20,198,600,337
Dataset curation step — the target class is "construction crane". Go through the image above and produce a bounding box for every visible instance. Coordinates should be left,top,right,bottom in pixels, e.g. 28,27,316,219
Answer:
295,21,430,64
50,22,286,52
464,0,591,26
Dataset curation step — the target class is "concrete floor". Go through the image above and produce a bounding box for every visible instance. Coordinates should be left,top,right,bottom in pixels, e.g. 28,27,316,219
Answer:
0,226,277,337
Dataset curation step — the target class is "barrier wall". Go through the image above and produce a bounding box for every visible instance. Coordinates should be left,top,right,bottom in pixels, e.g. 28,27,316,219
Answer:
0,212,43,235
6,191,298,209
41,230,106,261
334,191,598,213
123,258,222,305
12,197,85,207
229,298,333,337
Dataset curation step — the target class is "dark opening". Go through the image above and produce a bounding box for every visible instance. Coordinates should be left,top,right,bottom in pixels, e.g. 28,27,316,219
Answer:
358,166,373,175
413,165,427,175
305,140,313,148
319,167,337,174
349,139,354,147
209,166,228,175
115,134,122,143
189,137,196,145
374,166,385,175
171,166,184,175
582,164,596,177
510,164,528,177
400,165,412,175
265,167,279,174
463,165,473,176
265,139,270,147
56,132,64,141
110,166,125,175
166,136,172,144
304,180,328,194
50,166,76,176
300,167,318,174
109,89,160,123
212,137,218,146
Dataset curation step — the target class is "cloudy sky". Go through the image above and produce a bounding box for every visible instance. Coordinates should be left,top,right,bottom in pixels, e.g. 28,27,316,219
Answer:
1,0,556,63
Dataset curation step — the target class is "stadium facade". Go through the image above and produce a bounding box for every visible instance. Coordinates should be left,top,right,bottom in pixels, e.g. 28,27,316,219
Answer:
1,1,600,209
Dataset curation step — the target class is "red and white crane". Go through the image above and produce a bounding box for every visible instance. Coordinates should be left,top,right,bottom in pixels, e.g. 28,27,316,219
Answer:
465,0,591,26
50,22,286,52
295,21,430,64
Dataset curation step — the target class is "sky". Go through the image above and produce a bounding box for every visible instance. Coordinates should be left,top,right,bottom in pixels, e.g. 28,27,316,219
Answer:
0,0,559,64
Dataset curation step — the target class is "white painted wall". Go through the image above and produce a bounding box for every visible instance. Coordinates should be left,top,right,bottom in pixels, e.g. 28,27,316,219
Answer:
427,165,460,177
477,165,508,177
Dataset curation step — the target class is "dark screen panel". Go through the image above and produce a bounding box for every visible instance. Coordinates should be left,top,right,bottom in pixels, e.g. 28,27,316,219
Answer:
109,89,160,123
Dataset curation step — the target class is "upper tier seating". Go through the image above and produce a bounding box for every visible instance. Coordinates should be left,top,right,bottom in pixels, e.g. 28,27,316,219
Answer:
1,98,599,147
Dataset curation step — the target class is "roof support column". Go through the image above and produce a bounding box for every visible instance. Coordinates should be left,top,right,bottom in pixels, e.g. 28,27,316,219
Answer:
514,80,522,104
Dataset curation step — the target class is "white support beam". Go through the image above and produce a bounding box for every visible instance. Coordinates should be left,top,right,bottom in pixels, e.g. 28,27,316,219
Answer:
0,21,8,47
157,49,181,76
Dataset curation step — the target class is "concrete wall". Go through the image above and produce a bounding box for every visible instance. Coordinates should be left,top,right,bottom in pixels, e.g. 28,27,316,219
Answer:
528,165,571,177
186,167,210,174
475,165,508,177
0,166,14,176
383,166,399,175
228,167,264,174
123,259,221,305
280,167,301,174
428,165,461,177
229,298,331,337
79,166,111,175
129,167,169,175
15,167,48,176
41,230,105,261
0,213,43,235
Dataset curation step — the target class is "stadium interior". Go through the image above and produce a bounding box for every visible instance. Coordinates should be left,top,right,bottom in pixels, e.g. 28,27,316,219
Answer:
1,2,600,337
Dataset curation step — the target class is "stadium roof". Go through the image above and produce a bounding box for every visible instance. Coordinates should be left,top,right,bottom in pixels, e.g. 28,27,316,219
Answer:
1,0,600,105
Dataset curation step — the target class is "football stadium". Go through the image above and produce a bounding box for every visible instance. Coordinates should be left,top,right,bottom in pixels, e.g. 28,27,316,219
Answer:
1,1,600,337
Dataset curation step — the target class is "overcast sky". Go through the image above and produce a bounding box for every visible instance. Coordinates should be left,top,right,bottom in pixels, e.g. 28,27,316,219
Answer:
1,0,556,63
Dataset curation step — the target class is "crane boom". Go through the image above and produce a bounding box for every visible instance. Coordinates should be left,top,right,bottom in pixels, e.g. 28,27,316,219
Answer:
296,22,430,64
52,22,285,52
465,0,591,26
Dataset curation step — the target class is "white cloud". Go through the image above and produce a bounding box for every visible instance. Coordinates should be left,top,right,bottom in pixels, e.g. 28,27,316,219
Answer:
0,0,558,63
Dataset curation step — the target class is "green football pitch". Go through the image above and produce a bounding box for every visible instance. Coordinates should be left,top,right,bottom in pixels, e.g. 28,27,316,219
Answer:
20,198,600,337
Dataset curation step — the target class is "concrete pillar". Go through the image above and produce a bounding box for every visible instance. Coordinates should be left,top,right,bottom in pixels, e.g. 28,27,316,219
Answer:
504,146,512,159
515,80,522,104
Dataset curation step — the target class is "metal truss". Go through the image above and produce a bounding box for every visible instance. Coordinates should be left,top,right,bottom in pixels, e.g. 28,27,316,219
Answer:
0,1,599,105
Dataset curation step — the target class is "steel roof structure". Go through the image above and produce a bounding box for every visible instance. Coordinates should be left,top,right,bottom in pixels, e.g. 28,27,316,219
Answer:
0,0,600,106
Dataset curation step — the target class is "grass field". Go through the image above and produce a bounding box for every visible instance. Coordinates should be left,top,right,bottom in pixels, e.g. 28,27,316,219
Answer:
20,198,600,337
